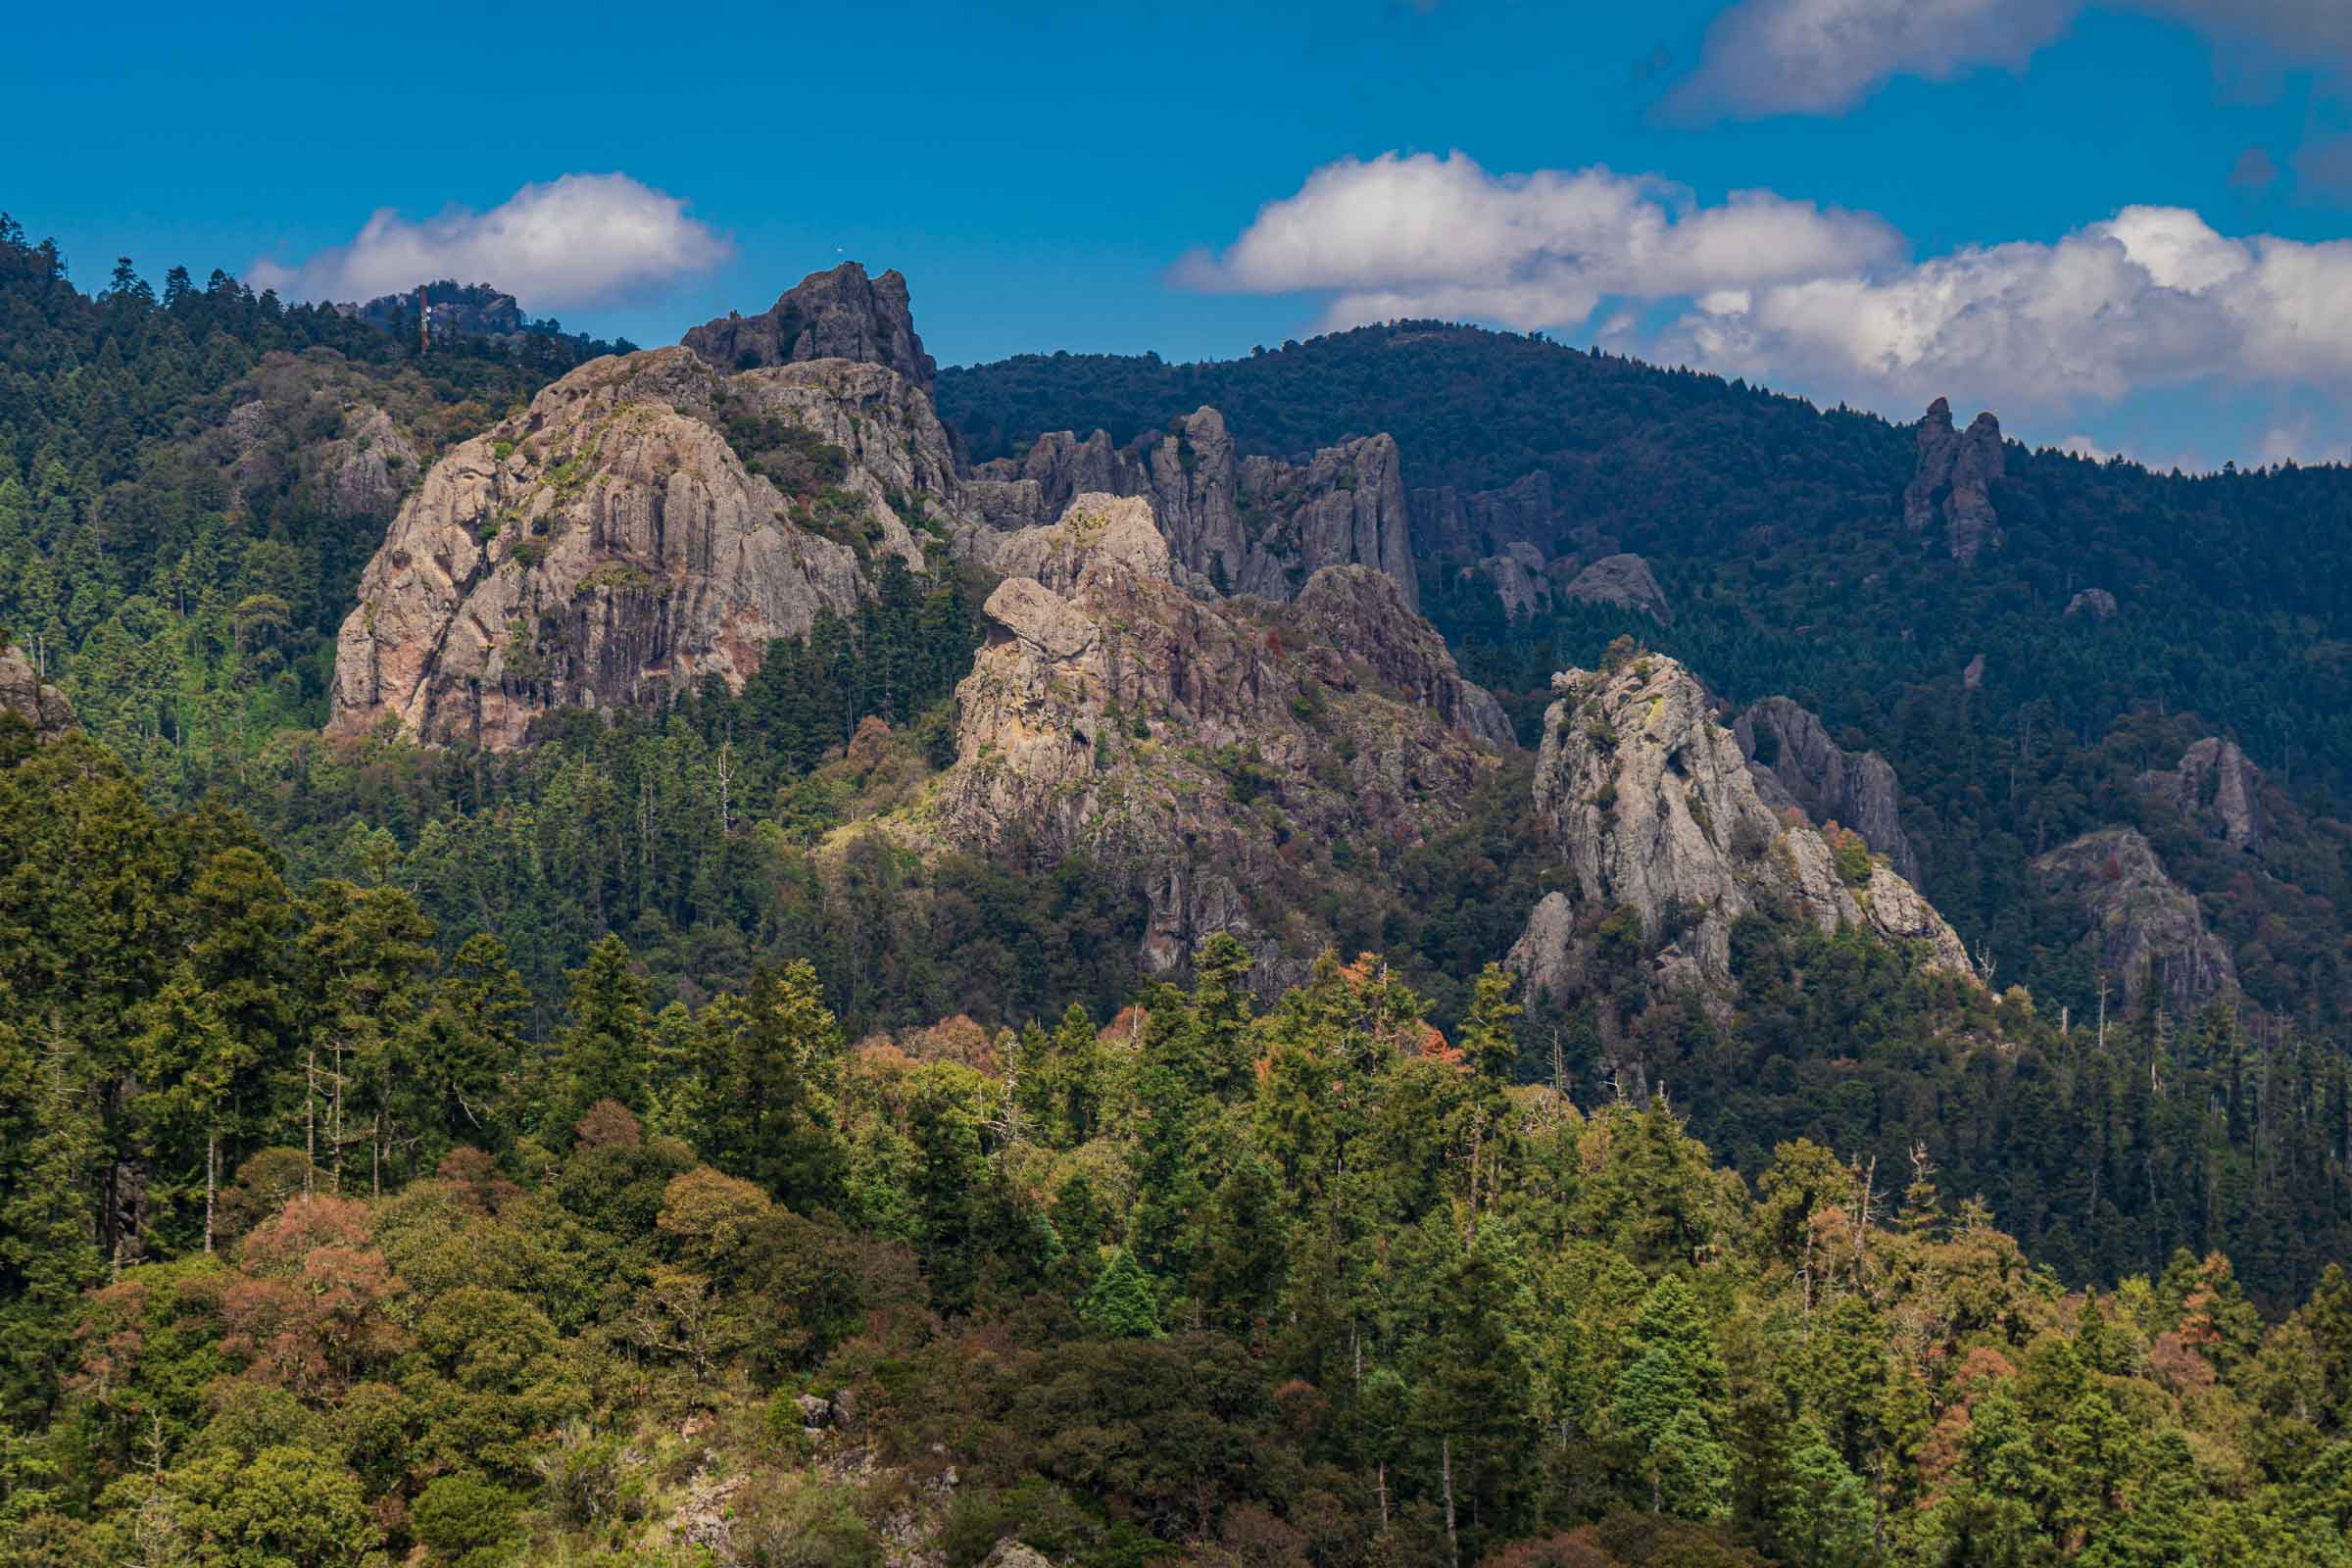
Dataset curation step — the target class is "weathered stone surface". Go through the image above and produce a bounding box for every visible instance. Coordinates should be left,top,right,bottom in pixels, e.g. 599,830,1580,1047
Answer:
917,494,1504,977
1903,398,2007,564
2065,588,2119,622
329,347,966,748
1472,543,1553,618
1963,654,1986,692
682,262,937,390
978,412,1420,608
321,405,422,519
1292,565,1513,748
2034,827,2236,1009
0,645,74,738
2140,737,2264,852
1411,470,1557,560
1508,656,1971,1006
1735,696,1922,884
978,1543,1056,1568
1561,554,1671,623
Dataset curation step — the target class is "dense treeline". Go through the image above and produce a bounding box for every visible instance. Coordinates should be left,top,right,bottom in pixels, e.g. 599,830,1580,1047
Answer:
10,711,2352,1565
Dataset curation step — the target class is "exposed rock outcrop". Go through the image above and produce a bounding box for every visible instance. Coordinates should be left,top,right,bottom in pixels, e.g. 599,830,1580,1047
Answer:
2140,738,2264,852
682,263,937,391
1561,554,1671,623
971,411,1419,608
320,405,423,520
1735,697,1922,884
1462,542,1553,618
1902,398,2007,564
0,645,74,739
2033,828,2236,1009
2065,588,2119,622
1508,656,1971,1007
330,347,966,748
1411,470,1558,560
918,494,1504,975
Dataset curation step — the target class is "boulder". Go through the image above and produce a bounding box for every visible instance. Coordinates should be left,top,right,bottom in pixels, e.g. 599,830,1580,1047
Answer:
0,645,74,739
2065,588,2119,622
1561,554,1671,623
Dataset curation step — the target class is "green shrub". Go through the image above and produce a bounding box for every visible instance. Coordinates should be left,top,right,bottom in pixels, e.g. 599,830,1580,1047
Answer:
412,1475,518,1560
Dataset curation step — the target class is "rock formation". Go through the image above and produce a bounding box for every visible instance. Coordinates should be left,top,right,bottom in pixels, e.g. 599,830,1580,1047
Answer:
1902,398,2007,564
2140,737,2264,852
329,346,967,748
1410,470,1558,560
1463,543,1553,618
2065,588,2119,622
1507,656,1971,1006
682,263,937,391
917,494,1505,975
968,410,1420,608
1560,554,1671,623
0,644,74,739
2033,827,2236,1009
1735,697,1922,884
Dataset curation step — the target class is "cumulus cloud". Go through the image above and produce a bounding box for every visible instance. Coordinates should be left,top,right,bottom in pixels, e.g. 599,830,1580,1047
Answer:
1663,0,2352,120
247,173,730,309
1172,152,1901,330
1180,153,2352,455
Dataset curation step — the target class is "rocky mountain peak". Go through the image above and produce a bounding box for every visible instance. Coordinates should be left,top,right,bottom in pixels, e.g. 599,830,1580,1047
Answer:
1509,654,1971,1006
329,345,966,748
1903,398,2007,564
681,262,936,390
916,493,1505,977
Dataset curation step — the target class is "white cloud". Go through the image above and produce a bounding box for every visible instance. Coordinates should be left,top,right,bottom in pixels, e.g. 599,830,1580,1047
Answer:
1172,152,1901,329
247,173,730,310
1663,0,2352,119
2057,433,2115,462
1181,156,2352,459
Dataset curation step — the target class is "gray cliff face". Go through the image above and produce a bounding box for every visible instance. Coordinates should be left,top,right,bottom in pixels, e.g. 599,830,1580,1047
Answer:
2034,828,2236,1009
1561,554,1671,623
1463,542,1553,618
1735,696,1922,885
1410,470,1557,560
923,495,1504,978
1508,656,1971,1006
681,263,937,391
0,645,74,739
972,410,1421,609
2141,737,2265,852
1902,398,2007,564
330,347,966,748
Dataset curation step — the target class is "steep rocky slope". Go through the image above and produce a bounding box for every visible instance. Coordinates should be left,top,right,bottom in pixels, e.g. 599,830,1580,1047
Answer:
905,493,1507,974
2140,736,2265,852
1735,696,1921,884
967,408,1418,607
2033,827,2237,1009
1508,655,1970,1006
329,346,967,747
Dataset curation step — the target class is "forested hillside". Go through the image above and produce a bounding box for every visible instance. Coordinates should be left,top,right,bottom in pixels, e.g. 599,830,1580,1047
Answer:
10,220,2352,1566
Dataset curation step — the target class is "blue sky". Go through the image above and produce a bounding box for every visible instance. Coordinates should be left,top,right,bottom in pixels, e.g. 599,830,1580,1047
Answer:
9,0,2352,467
